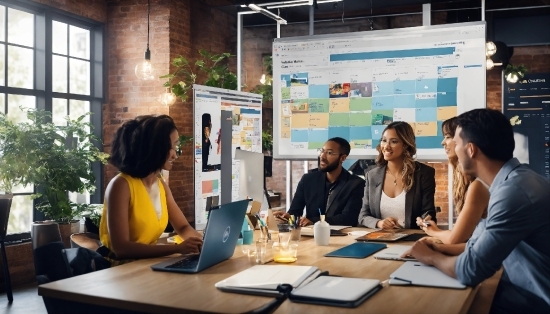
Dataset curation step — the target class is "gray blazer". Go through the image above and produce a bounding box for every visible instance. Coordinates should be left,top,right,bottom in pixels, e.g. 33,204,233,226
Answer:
358,162,436,229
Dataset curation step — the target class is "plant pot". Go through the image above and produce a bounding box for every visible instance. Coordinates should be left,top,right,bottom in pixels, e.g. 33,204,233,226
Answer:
84,217,100,235
31,221,61,250
58,220,81,248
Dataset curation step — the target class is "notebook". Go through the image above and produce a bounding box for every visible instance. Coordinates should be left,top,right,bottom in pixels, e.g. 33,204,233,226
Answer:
289,276,382,308
324,242,387,258
355,231,409,242
150,199,249,274
373,245,417,261
389,261,466,289
215,265,319,297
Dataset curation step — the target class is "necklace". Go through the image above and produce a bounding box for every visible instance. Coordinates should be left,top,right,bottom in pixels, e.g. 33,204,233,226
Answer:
386,166,404,186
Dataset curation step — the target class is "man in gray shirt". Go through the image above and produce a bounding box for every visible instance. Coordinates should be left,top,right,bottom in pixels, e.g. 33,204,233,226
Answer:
405,109,550,313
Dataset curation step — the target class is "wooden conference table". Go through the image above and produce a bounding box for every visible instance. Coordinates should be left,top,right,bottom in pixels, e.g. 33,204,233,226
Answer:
38,228,501,314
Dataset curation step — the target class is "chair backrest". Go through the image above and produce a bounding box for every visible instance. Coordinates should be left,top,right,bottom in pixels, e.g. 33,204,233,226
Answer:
0,195,13,241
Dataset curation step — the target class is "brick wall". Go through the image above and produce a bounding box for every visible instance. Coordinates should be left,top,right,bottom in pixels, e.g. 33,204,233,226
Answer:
0,243,34,293
32,0,108,22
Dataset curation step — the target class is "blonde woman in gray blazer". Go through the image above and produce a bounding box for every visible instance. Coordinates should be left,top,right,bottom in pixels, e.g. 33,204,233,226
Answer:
358,122,436,229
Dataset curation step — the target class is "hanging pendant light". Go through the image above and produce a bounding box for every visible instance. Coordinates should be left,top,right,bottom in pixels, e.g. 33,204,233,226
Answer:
135,0,155,80
486,58,494,70
486,41,497,57
159,87,177,106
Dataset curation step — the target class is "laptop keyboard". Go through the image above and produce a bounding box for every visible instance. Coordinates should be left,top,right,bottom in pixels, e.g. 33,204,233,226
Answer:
166,255,200,269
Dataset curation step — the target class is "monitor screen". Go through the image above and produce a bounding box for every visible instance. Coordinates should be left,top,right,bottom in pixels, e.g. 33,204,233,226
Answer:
234,149,265,203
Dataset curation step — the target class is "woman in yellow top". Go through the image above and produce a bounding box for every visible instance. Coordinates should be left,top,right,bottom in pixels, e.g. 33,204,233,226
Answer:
416,117,490,255
99,115,202,266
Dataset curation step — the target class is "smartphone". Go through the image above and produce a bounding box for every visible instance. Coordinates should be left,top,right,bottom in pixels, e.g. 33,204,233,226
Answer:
421,211,432,227
421,212,432,221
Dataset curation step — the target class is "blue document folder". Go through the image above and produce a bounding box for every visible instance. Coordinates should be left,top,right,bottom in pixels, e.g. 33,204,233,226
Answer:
324,242,387,259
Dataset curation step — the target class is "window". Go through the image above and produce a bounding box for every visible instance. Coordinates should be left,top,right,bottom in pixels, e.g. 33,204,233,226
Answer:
0,2,104,239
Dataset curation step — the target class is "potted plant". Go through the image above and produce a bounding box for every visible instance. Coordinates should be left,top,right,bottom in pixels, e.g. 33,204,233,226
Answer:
160,49,238,103
0,107,109,246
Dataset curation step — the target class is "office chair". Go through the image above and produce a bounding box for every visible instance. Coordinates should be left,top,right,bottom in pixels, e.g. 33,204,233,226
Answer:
0,195,13,302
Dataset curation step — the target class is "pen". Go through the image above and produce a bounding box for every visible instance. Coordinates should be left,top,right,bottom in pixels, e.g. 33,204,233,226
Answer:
392,277,412,284
255,214,266,227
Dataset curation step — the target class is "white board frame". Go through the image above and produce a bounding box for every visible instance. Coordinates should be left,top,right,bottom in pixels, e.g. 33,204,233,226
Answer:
272,21,486,161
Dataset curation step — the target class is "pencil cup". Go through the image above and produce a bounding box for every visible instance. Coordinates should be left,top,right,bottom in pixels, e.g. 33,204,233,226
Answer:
242,230,254,245
289,226,301,243
277,223,291,244
259,226,271,243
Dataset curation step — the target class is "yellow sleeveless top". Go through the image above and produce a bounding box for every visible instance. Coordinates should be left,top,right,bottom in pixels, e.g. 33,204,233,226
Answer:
99,173,169,262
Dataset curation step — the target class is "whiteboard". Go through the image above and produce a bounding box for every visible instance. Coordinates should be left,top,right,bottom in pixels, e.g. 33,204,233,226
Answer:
272,21,486,161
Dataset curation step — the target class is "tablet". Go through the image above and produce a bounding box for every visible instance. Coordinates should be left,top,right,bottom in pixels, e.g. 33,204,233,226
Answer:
324,242,387,258
355,231,409,242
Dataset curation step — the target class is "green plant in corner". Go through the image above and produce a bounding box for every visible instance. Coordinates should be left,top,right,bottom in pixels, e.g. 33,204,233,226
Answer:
160,49,238,103
0,107,109,223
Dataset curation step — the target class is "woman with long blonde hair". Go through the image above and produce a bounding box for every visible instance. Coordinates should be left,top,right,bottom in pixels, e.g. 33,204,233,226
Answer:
358,121,436,229
417,117,490,246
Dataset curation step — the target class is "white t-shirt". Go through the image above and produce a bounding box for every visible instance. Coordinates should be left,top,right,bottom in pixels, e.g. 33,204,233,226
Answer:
380,190,406,226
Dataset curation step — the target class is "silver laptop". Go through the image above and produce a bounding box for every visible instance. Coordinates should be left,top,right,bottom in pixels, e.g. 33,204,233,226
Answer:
151,199,249,273
373,245,417,261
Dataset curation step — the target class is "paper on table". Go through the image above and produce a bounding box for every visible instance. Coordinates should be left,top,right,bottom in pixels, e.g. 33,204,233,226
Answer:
215,265,319,290
389,261,466,289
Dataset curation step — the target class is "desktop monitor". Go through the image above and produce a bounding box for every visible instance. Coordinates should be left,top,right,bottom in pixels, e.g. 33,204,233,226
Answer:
234,149,264,203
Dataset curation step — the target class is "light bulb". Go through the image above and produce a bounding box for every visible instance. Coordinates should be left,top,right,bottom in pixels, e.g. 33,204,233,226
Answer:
260,74,266,85
506,73,519,84
486,41,497,57
135,47,155,80
486,58,494,70
159,87,177,106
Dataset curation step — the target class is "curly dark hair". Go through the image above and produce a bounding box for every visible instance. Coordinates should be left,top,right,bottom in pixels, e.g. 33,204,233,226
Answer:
109,115,177,178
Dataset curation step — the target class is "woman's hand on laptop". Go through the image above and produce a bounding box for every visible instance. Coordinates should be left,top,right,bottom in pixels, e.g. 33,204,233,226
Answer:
176,236,203,255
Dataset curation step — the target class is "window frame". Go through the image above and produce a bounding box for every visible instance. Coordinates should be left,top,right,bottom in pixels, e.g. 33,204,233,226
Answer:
0,0,105,242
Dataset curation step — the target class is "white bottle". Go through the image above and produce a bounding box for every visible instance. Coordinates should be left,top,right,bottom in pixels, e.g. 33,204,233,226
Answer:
314,215,330,246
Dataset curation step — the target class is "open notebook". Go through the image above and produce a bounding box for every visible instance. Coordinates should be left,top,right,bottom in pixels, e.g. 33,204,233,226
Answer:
215,265,319,297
